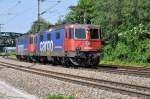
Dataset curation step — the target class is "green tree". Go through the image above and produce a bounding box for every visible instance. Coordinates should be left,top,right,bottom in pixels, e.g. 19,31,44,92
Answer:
65,0,94,24
29,17,50,34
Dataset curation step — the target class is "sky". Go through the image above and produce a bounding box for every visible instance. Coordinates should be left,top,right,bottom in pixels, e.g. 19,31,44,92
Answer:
0,0,78,33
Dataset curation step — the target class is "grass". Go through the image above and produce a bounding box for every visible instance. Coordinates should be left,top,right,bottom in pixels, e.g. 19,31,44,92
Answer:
0,51,16,59
101,59,150,67
8,53,16,59
46,95,75,99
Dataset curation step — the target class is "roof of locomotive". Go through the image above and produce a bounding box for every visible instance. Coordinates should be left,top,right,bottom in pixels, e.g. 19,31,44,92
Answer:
16,32,34,39
45,24,100,32
15,24,100,38
64,24,100,29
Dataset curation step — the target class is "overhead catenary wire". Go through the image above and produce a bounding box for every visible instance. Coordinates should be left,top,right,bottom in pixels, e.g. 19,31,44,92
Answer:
19,0,64,32
5,0,64,25
40,0,63,15
41,0,65,19
43,7,68,24
2,0,73,33
4,0,63,32
22,0,63,25
0,0,22,16
43,0,69,22
5,5,37,25
4,1,21,12
36,0,63,31
4,1,63,30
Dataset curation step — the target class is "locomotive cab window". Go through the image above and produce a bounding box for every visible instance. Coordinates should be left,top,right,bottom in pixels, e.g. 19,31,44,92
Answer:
56,32,60,39
69,28,74,39
90,29,100,39
75,28,86,39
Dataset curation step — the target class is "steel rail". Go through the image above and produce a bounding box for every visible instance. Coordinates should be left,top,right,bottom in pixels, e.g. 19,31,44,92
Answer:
2,57,150,78
97,65,150,78
99,64,150,70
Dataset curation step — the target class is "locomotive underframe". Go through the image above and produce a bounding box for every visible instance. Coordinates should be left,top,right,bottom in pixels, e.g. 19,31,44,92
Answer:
65,50,101,67
16,50,102,67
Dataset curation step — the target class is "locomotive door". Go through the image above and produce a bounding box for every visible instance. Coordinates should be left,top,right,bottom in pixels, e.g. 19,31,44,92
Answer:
28,34,36,54
64,28,74,52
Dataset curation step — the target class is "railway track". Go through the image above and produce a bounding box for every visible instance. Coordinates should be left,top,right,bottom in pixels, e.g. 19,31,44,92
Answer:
2,56,150,79
4,57,150,77
98,64,150,78
0,61,150,98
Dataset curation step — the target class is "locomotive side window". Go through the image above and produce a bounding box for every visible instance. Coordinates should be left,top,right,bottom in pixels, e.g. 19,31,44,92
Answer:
75,28,86,39
19,38,22,44
56,32,60,39
90,29,99,39
40,34,43,41
20,38,23,44
47,33,51,40
69,28,74,39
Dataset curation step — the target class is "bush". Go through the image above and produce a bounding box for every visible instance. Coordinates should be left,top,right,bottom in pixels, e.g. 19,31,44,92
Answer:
113,42,129,60
47,95,75,99
103,24,150,64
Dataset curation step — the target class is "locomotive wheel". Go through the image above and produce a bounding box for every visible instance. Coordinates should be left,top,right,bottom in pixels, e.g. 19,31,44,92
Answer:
27,56,32,62
87,56,100,67
39,56,47,64
69,57,91,67
16,55,21,61
62,57,72,67
39,57,44,63
69,58,82,66
94,56,100,66
16,55,20,60
51,57,59,65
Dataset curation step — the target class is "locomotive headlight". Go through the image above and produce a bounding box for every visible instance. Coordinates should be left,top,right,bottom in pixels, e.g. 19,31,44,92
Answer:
85,41,91,46
76,46,81,51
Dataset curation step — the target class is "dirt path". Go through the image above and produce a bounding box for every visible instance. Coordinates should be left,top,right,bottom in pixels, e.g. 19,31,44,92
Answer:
0,80,38,99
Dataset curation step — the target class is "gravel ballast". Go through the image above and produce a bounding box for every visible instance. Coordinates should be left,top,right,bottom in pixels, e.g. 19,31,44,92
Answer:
0,57,150,87
0,80,37,99
0,57,149,98
0,68,140,99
